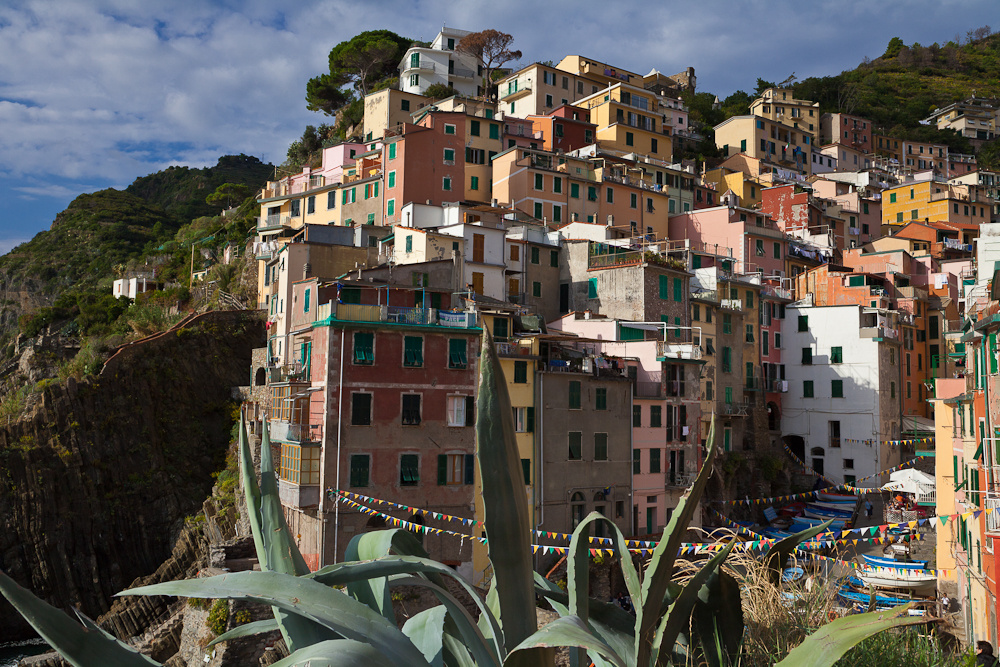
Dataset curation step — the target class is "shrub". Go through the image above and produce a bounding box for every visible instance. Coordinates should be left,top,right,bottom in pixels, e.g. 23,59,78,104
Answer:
206,599,229,635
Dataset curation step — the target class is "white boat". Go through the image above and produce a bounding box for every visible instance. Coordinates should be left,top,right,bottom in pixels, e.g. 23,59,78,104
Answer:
803,505,853,520
812,500,858,512
857,567,936,593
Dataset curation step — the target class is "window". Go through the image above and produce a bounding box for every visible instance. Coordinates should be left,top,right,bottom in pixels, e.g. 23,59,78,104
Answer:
513,407,534,433
545,94,553,107
588,186,597,201
569,381,581,409
400,454,419,485
762,331,769,356
692,304,700,321
746,324,755,343
534,202,543,218
470,120,480,136
673,277,682,302
448,339,467,369
387,199,395,216
890,382,895,399
802,348,812,365
650,405,662,427
403,336,423,367
831,347,843,364
521,459,531,485
633,405,642,427
551,250,559,267
588,278,597,298
533,281,541,297
798,315,808,332
280,444,320,485
514,360,528,383
596,387,607,410
351,393,372,425
447,396,467,426
607,187,614,204
470,176,479,191
568,432,582,460
437,453,469,485
803,381,814,398
633,450,641,474
489,123,499,140
756,239,764,256
649,449,661,473
722,346,732,373
402,394,421,426
353,332,374,365
626,132,634,146
594,433,608,460
350,454,370,487
722,314,732,334
444,124,456,135
832,380,844,398
534,173,543,190
443,176,452,191
531,246,540,264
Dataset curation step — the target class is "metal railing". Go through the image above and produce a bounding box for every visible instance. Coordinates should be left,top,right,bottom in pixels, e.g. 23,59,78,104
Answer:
589,251,644,269
260,215,292,230
987,495,1000,535
330,303,478,329
387,306,434,325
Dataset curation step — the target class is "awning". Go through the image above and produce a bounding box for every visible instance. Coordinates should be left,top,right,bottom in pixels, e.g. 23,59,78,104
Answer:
620,322,661,332
902,415,935,435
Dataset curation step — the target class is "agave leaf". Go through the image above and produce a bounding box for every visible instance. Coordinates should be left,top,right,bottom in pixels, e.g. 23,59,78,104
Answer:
403,606,448,667
506,615,626,667
0,568,161,667
774,604,926,667
240,419,336,651
207,617,281,648
635,413,718,666
442,632,477,667
476,326,536,660
389,575,502,667
118,571,432,667
533,577,635,667
761,519,834,586
649,539,736,666
691,568,743,667
477,575,501,642
267,639,396,667
342,528,430,620
307,554,503,659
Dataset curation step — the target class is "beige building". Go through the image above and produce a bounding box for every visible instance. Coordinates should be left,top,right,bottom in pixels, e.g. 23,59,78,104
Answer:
575,83,673,159
749,88,820,135
362,88,433,141
497,62,605,118
714,115,814,176
926,98,998,143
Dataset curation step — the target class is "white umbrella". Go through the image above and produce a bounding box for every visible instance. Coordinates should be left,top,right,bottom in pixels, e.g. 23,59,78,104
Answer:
881,469,935,494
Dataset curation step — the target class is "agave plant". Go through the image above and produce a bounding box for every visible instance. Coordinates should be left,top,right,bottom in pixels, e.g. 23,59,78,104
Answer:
0,328,927,666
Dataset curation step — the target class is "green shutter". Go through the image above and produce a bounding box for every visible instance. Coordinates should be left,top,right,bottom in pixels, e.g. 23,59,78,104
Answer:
354,332,374,364
389,143,396,159
449,339,467,368
798,315,808,331
991,334,998,375
521,459,531,485
438,455,448,485
550,250,559,267
588,278,597,298
304,288,311,313
526,407,534,432
673,277,682,302
659,275,669,299
514,360,527,383
569,381,581,409
465,455,475,484
404,336,423,366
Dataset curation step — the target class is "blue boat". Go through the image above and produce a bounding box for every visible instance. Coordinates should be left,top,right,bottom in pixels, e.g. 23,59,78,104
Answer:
803,504,853,520
791,517,846,531
862,554,928,570
837,586,916,609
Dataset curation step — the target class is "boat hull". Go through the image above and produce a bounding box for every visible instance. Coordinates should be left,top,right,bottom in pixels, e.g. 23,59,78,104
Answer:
857,569,936,592
862,554,928,569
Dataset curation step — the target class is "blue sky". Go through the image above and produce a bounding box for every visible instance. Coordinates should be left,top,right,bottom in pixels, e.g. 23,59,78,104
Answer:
0,0,995,254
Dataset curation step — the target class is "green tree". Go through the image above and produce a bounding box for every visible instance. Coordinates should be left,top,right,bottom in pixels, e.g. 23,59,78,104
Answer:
884,37,905,59
206,183,251,209
978,138,1000,170
753,77,777,96
423,83,453,100
306,30,413,114
457,29,522,101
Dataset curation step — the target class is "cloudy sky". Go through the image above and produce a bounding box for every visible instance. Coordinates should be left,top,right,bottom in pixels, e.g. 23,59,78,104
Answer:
0,0,994,254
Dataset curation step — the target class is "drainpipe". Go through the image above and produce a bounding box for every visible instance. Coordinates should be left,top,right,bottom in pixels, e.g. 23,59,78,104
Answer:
630,381,635,535
333,328,346,562
538,372,544,531
317,323,333,568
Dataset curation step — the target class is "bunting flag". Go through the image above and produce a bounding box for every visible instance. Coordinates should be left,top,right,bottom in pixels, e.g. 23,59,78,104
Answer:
727,456,925,505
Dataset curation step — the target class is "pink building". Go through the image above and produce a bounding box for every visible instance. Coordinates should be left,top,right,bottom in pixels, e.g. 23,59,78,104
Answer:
760,281,792,438
668,201,787,278
548,314,704,535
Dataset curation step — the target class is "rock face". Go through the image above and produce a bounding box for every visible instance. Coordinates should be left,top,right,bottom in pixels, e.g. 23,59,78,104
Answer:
0,310,264,641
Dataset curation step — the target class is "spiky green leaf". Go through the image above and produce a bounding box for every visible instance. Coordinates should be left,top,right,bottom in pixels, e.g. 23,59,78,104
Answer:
507,615,626,667
761,519,834,586
649,539,736,665
0,569,161,667
403,607,448,667
636,414,717,666
476,327,536,660
118,571,431,667
267,639,396,667
342,528,429,620
774,604,926,667
207,617,280,648
691,568,743,666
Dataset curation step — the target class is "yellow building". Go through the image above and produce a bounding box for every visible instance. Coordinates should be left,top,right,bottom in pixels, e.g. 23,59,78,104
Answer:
472,318,540,585
702,166,763,208
926,98,998,142
575,83,673,160
881,180,993,227
749,88,820,134
362,88,433,141
714,115,813,176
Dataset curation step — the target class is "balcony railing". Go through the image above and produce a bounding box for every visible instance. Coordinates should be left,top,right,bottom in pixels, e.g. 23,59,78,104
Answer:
765,379,789,393
589,251,643,269
269,421,314,443
496,340,534,357
987,495,1000,535
260,215,292,230
635,381,663,398
666,473,694,488
656,342,702,360
722,401,751,417
331,303,478,329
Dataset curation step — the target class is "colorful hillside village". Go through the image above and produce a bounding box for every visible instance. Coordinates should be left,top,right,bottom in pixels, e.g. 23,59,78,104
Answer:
241,26,1000,645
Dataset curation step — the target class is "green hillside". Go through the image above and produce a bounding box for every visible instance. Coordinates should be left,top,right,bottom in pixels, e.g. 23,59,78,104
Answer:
126,154,274,223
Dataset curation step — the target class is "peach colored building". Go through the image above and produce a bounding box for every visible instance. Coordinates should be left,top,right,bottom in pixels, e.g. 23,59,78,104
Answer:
668,202,787,278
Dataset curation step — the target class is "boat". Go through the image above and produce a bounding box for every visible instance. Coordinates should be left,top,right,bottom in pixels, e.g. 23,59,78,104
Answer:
836,586,920,610
803,505,853,520
790,517,847,531
856,567,936,593
812,500,858,512
779,502,806,517
817,490,858,502
782,567,804,583
862,554,928,570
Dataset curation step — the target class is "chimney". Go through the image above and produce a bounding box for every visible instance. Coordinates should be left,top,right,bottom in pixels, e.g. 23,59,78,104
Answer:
303,263,311,279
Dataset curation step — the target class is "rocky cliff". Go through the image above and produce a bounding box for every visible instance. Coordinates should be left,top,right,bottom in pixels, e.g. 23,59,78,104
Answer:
0,310,264,641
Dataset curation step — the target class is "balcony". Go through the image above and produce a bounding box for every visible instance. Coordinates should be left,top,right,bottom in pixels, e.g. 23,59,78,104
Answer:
501,85,531,102
450,66,476,79
656,342,702,361
331,303,478,329
278,479,320,509
722,401,751,417
634,381,663,398
666,472,694,488
496,340,535,357
588,250,643,269
744,377,763,392
987,494,1000,535
269,421,315,443
765,379,789,393
259,215,292,232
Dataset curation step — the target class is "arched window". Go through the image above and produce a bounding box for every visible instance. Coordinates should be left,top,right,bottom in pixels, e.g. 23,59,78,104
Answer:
593,492,607,538
365,515,386,530
810,447,825,457
571,492,585,528
255,368,266,386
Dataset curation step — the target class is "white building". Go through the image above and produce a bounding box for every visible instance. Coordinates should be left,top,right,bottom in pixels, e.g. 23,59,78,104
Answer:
398,28,482,98
782,302,903,486
112,275,160,300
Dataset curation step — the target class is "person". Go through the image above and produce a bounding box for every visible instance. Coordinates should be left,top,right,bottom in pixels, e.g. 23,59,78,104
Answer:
977,640,1000,666
865,499,873,518
941,594,950,612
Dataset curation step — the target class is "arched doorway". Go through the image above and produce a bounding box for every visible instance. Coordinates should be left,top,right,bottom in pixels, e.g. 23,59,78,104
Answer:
571,492,585,528
767,402,780,431
810,446,825,476
783,435,805,462
593,492,607,537
254,368,266,386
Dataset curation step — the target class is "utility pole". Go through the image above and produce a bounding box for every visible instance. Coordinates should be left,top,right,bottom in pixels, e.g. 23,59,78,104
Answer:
189,243,195,289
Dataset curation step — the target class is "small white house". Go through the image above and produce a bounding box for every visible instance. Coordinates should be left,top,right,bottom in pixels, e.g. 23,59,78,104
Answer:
113,276,160,300
398,27,482,98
